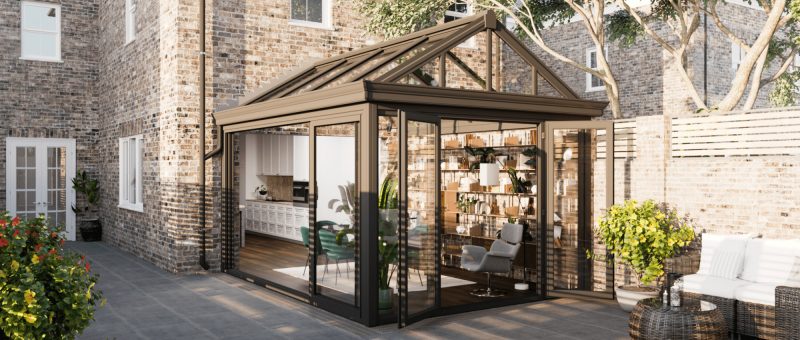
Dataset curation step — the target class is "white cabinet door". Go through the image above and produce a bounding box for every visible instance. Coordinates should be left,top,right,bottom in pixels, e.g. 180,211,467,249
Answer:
292,136,309,181
259,135,269,175
283,136,294,176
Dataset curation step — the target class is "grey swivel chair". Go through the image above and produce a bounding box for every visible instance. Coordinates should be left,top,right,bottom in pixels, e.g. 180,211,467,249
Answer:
461,223,523,297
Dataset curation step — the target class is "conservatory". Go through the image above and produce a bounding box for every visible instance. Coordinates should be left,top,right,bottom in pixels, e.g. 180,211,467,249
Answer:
213,11,615,327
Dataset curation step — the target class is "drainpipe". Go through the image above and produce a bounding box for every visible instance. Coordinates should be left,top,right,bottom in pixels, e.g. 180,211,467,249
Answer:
198,0,210,271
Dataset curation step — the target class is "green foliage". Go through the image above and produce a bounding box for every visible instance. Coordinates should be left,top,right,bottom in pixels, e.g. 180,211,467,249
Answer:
506,167,532,193
377,231,399,289
521,146,538,167
769,70,800,107
328,182,357,224
464,146,501,170
0,212,104,339
357,0,450,38
595,200,695,286
71,171,99,214
378,176,399,210
606,11,643,48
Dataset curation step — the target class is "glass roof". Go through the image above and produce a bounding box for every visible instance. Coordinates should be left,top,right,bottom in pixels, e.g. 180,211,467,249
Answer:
244,11,578,105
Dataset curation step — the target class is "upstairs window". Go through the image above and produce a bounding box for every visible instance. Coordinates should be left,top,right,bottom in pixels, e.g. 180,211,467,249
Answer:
586,47,607,92
290,0,332,29
125,0,136,44
119,135,143,212
444,2,475,48
20,1,61,62
731,43,745,71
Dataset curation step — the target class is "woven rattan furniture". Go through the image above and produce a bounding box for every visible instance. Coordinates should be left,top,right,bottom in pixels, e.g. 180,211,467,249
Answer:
629,297,727,340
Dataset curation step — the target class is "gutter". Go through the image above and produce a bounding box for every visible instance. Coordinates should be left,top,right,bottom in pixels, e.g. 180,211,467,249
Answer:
198,0,210,271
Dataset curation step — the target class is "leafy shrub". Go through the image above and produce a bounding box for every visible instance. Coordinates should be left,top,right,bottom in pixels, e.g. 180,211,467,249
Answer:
0,212,103,339
596,200,695,286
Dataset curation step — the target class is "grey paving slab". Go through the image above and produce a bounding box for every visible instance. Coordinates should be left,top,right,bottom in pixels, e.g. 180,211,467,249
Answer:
69,241,629,340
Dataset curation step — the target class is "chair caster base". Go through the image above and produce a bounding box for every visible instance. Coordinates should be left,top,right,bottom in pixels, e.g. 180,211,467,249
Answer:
470,287,507,297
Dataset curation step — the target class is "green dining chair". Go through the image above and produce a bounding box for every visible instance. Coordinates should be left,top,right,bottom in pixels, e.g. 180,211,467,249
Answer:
300,226,310,276
318,229,355,284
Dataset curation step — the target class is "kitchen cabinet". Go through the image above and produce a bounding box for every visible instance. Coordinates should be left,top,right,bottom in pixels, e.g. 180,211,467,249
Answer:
292,136,309,181
243,201,308,243
259,135,294,176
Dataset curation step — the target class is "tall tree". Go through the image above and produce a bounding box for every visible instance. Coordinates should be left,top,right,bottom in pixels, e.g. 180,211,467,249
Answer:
358,0,799,115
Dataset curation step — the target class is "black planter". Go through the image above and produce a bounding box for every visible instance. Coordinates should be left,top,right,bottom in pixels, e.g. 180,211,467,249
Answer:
79,219,102,242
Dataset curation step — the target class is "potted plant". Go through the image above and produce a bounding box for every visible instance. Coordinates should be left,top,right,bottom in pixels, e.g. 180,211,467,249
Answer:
506,167,532,193
0,212,104,338
594,200,695,312
254,185,268,200
377,176,398,309
71,170,102,242
328,182,357,226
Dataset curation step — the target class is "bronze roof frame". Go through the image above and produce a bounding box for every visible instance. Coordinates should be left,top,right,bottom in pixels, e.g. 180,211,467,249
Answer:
215,11,608,127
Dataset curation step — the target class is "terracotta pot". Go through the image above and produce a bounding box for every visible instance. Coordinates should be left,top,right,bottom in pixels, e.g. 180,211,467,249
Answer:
616,286,659,312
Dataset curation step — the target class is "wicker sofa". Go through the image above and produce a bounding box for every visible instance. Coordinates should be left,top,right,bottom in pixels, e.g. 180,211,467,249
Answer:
667,234,800,340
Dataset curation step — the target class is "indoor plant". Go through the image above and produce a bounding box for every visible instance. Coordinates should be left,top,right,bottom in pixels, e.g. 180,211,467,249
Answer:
71,170,101,242
328,182,357,226
594,200,695,311
377,176,398,309
0,212,104,339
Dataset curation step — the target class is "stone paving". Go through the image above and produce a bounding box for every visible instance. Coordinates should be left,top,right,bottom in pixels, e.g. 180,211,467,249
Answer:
69,242,629,340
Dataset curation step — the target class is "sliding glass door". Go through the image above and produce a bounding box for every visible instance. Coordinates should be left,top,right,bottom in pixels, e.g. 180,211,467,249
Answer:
398,111,440,327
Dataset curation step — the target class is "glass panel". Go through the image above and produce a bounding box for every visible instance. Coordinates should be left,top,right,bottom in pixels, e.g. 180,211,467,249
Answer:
21,31,58,59
315,122,359,306
307,0,322,23
377,115,399,316
551,128,611,293
16,192,26,212
45,147,67,230
128,140,136,204
16,169,26,189
22,4,58,31
405,119,438,317
290,0,305,21
16,148,25,167
26,169,36,189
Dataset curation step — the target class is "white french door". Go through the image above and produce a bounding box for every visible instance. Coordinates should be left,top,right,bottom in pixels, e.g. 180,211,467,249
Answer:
5,138,76,241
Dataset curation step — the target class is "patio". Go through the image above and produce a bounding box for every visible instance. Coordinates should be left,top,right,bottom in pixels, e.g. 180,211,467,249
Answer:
69,241,628,339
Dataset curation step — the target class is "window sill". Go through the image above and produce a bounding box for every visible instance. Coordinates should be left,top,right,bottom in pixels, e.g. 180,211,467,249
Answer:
118,203,144,213
19,56,63,63
288,19,334,31
585,86,605,93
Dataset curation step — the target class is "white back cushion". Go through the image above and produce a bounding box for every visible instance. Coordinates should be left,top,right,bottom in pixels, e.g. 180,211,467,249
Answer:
698,233,750,277
740,238,800,284
708,247,745,279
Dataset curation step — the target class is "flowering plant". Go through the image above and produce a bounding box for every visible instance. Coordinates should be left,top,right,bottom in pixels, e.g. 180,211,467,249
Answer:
0,212,103,339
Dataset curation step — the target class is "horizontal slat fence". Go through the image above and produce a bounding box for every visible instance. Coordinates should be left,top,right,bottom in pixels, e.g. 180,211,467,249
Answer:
671,110,800,157
598,119,636,159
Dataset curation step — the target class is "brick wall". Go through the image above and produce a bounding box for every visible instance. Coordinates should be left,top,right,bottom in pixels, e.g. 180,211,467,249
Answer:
610,108,800,286
0,0,99,222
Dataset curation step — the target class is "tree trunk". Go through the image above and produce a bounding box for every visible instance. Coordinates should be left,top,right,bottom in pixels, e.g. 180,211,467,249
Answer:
715,0,786,111
605,75,622,118
743,48,769,110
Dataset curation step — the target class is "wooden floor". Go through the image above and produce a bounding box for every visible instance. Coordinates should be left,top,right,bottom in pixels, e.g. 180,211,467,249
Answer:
240,232,541,318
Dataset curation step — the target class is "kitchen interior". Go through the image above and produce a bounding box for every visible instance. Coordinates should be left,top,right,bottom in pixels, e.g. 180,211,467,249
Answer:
238,123,312,293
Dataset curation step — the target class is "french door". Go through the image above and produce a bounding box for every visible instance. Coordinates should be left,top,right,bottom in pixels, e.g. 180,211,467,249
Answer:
544,121,613,294
5,138,76,241
398,111,441,327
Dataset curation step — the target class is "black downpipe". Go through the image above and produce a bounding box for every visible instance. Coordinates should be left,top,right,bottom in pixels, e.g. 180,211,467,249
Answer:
198,0,210,271
703,3,708,107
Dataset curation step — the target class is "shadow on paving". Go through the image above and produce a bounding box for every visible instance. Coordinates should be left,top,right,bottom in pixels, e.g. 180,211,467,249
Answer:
67,241,629,340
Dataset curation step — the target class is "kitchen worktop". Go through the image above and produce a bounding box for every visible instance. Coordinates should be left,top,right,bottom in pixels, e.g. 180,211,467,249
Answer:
245,199,309,208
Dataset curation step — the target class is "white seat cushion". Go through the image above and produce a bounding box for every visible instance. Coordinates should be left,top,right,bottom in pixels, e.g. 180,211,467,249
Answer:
697,233,751,278
735,282,778,306
740,238,800,284
682,273,749,299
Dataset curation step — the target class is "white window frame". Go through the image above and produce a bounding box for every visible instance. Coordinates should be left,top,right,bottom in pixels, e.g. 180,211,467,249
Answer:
586,46,608,92
288,0,333,30
731,42,745,71
118,135,144,212
445,1,476,49
20,1,61,62
125,0,136,44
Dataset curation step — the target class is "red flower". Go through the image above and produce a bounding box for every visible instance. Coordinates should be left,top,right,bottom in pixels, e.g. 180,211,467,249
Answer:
11,217,19,227
84,262,91,272
34,244,42,252
59,239,65,246
50,232,58,239
0,238,7,248
24,230,31,236
38,254,46,262
48,248,57,255
0,219,6,228
12,230,19,238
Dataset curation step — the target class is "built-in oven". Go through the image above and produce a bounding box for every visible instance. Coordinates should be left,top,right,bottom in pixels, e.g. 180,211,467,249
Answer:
292,181,309,203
